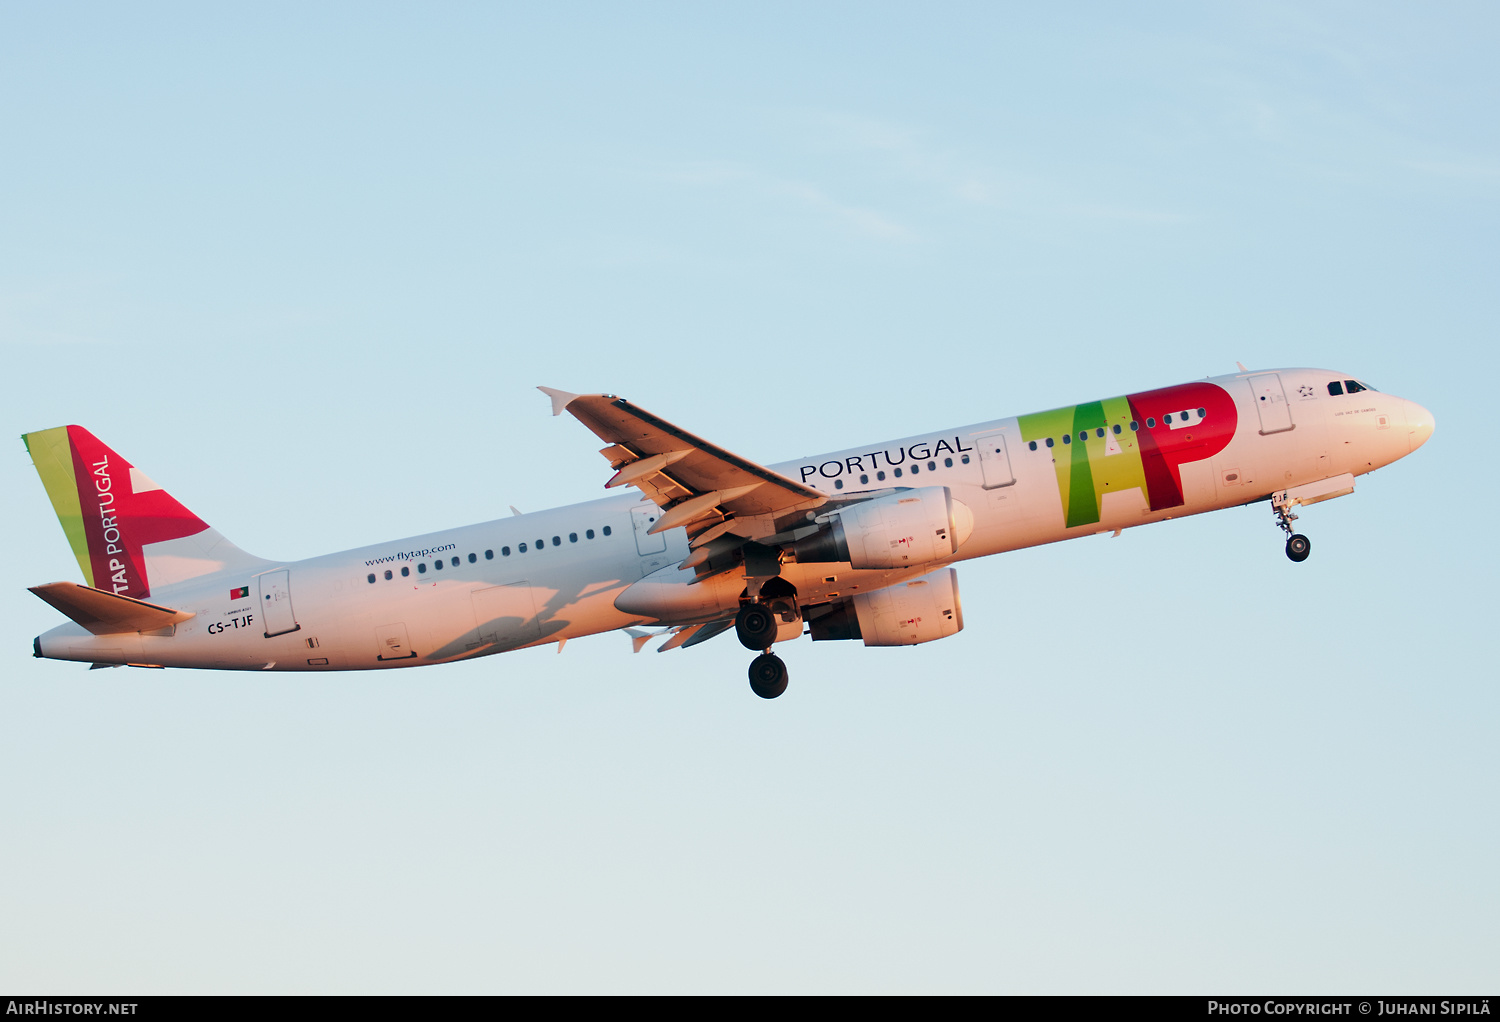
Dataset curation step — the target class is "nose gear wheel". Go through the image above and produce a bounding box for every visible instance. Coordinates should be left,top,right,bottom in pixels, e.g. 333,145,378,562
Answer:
1272,496,1311,563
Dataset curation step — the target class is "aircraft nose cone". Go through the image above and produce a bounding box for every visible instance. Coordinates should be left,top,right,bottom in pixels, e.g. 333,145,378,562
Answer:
1407,402,1435,452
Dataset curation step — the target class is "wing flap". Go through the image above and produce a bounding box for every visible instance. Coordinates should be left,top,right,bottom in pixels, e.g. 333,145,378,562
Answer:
543,390,826,532
29,582,195,636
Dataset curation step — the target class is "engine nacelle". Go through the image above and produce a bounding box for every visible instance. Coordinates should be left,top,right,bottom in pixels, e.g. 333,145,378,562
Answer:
792,486,974,570
808,567,964,647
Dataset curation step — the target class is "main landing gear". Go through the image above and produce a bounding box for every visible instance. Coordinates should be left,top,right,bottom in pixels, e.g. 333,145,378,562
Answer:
1273,497,1312,563
735,602,778,650
748,652,789,700
736,600,790,700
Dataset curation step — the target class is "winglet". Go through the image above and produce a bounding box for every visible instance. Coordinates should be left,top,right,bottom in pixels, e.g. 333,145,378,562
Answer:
1236,362,1250,372
538,387,581,417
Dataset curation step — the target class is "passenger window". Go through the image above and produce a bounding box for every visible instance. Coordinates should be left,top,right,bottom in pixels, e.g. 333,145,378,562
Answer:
1112,424,1121,435
909,464,918,475
434,559,443,571
1045,437,1054,448
928,461,936,471
893,467,903,477
877,470,886,481
1096,428,1104,438
603,526,612,536
1129,421,1138,431
401,566,409,577
550,536,559,546
1062,434,1071,444
860,474,869,484
944,458,953,468
570,532,578,542
368,573,377,584
586,530,594,539
519,543,527,553
1164,414,1173,424
1345,380,1365,394
1197,407,1205,417
961,455,970,464
1147,417,1156,428
451,557,459,567
501,546,510,556
834,479,843,489
418,563,427,574
1029,441,1037,451
468,553,477,563
485,549,493,559
536,539,544,549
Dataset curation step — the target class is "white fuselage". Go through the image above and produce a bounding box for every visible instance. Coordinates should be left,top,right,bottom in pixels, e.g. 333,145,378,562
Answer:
36,369,1433,670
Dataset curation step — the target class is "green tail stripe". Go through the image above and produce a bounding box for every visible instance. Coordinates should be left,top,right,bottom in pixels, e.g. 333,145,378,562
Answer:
22,427,94,586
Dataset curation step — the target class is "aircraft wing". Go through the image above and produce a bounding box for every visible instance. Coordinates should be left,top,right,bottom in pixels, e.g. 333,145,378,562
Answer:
540,388,826,545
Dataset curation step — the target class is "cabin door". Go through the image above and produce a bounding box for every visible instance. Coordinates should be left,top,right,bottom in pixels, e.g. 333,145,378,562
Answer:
257,569,300,637
974,430,1016,489
1248,374,1295,435
631,504,667,555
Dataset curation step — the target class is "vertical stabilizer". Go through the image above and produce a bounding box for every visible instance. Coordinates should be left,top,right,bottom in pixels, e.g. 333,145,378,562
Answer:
22,426,270,598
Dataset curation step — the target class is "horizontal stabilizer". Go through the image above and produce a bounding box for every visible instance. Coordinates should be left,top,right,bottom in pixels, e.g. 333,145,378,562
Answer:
29,582,195,636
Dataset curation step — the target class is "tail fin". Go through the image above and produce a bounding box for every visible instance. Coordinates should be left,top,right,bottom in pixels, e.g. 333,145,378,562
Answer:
23,425,269,599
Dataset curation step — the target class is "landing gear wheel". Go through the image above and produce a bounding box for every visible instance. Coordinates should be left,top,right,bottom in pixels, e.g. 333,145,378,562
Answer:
735,603,778,650
748,653,789,699
1285,533,1311,562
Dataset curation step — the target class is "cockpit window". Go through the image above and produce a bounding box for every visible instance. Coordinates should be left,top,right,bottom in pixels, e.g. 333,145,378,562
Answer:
1328,381,1344,396
1344,380,1366,394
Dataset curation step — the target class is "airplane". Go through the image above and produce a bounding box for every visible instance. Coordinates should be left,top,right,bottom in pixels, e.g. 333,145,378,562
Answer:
24,366,1434,699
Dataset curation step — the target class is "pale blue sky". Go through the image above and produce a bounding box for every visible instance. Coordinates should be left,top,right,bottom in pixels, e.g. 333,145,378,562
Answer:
2,2,1496,993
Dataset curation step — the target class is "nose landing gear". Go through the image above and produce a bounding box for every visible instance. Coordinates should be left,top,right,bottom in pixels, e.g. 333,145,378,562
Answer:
1273,496,1311,562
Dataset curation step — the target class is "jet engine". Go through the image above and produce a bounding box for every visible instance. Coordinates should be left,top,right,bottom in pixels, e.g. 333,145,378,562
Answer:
807,567,964,647
792,486,974,570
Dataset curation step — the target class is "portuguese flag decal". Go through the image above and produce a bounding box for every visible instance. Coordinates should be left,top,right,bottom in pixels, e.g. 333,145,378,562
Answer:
230,586,249,600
